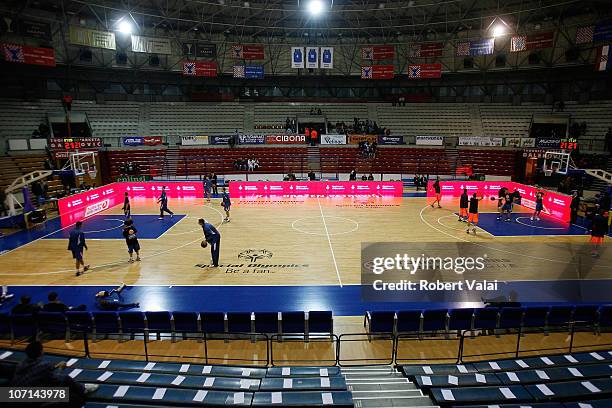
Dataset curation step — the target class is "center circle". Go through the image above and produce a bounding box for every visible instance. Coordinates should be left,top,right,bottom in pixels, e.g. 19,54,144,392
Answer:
292,216,359,236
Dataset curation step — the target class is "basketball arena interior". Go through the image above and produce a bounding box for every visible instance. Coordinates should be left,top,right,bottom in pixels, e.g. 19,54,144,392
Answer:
0,0,612,407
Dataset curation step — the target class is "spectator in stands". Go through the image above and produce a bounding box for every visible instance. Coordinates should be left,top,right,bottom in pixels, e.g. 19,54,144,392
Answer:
361,174,368,181
310,128,318,146
43,292,86,313
252,158,259,170
31,180,43,205
317,107,322,115
211,173,218,195
349,169,357,181
367,174,374,181
11,295,42,314
12,341,98,407
95,283,139,310
308,170,316,181
414,175,420,191
229,132,237,148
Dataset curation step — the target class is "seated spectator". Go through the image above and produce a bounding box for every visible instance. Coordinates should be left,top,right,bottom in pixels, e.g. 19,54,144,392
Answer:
349,169,357,181
43,292,86,313
12,341,98,407
95,283,139,310
11,295,41,314
361,175,368,181
308,170,316,181
367,173,374,181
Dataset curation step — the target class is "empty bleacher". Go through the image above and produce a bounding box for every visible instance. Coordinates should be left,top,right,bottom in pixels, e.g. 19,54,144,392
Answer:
375,103,473,137
252,104,369,130
479,103,552,138
104,149,167,180
458,149,518,176
149,103,245,137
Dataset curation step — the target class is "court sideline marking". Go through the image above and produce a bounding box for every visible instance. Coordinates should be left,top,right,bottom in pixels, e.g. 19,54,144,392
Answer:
318,197,343,287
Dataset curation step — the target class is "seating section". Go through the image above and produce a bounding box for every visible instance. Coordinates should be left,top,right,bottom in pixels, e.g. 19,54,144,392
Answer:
479,103,552,138
458,149,518,176
0,154,63,199
252,104,369,130
104,149,167,179
177,147,308,176
149,103,245,136
0,349,352,407
0,310,333,342
402,349,612,407
365,305,607,335
376,103,473,137
320,146,451,174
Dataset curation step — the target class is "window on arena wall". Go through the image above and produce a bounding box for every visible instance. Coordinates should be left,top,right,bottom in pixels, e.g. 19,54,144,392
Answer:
469,86,483,96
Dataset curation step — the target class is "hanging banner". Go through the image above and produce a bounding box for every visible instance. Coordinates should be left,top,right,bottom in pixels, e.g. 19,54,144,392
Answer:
320,46,334,69
320,134,347,145
596,45,611,71
291,47,304,68
456,38,495,56
181,136,209,146
131,35,172,54
536,138,562,149
505,137,522,148
510,32,554,52
69,26,116,50
233,65,264,79
594,22,612,42
238,134,266,144
2,43,55,67
209,135,232,145
231,44,264,60
348,135,378,144
361,65,394,79
182,42,216,58
408,63,442,79
416,136,444,146
182,61,217,77
361,45,395,60
408,42,444,58
306,46,319,69
266,134,306,144
18,19,51,40
377,135,405,145
458,137,503,146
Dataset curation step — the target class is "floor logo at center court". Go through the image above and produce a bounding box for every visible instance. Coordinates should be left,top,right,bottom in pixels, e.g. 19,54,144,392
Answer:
238,249,274,262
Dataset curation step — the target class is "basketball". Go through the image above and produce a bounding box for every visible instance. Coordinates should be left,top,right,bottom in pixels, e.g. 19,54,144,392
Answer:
201,240,208,248
490,196,497,201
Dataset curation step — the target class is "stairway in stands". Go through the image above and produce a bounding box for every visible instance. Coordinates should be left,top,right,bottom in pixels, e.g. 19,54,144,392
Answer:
444,147,460,177
163,146,181,179
582,156,612,192
343,366,437,408
307,146,321,172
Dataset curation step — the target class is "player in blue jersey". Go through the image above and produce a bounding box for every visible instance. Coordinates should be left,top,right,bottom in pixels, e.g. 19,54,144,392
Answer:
198,218,221,267
531,190,546,221
68,221,90,276
221,187,231,223
157,186,174,219
203,176,212,203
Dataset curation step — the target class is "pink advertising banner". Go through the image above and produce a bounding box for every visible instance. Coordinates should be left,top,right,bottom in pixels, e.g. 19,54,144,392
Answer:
426,180,571,222
58,183,123,226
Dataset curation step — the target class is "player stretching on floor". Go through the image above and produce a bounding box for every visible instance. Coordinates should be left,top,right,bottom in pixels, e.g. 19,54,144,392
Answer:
221,187,231,222
157,186,174,219
122,192,131,218
466,193,483,234
590,209,609,258
68,221,90,276
430,177,442,208
531,190,546,221
458,188,469,222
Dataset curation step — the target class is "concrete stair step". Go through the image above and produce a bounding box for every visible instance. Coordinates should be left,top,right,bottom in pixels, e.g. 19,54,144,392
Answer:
353,396,437,407
349,383,419,392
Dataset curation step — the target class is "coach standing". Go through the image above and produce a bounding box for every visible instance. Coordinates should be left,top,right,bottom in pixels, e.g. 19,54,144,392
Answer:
198,218,221,267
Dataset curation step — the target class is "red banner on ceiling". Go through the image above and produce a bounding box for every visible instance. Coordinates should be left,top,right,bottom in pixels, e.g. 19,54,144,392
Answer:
526,32,554,50
182,61,217,77
361,65,394,79
2,43,55,67
361,45,395,60
408,63,442,79
231,44,265,60
408,42,444,58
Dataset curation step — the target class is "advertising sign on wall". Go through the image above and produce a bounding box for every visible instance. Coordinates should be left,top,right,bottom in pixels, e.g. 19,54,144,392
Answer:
320,134,347,145
265,134,306,144
458,137,503,147
209,135,232,145
416,136,444,146
238,134,266,145
348,135,378,145
377,135,405,145
181,136,209,146
229,181,403,197
122,136,163,146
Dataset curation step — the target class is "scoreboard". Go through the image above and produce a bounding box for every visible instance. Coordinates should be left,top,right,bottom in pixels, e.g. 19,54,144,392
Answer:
49,137,102,150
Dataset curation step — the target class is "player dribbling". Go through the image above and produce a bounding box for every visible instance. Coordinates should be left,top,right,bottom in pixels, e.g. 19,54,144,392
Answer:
466,193,483,234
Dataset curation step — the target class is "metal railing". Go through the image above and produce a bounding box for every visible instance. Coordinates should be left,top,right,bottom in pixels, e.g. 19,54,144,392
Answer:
5,323,612,367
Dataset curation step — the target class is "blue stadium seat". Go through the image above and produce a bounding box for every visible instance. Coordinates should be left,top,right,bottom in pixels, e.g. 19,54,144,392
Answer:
498,307,523,329
260,376,347,391
415,372,501,390
252,391,353,407
366,311,395,333
573,305,599,326
396,310,421,333
92,311,120,340
598,305,612,327
565,399,612,408
402,363,476,377
473,308,499,330
36,311,67,339
171,311,199,340
227,312,252,333
119,311,145,339
308,311,333,336
0,313,11,337
201,312,225,334
525,378,612,402
547,305,574,327
430,384,533,406
65,311,92,339
253,312,279,334
10,314,36,340
522,306,549,328
281,311,306,334
144,311,172,340
266,366,340,377
422,309,448,332
448,308,474,332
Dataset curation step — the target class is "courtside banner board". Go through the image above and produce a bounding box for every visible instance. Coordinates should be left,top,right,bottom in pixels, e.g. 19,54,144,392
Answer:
320,134,347,145
238,134,266,144
181,136,209,146
266,134,306,144
348,135,378,144
416,136,444,146
378,135,405,145
458,137,503,147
